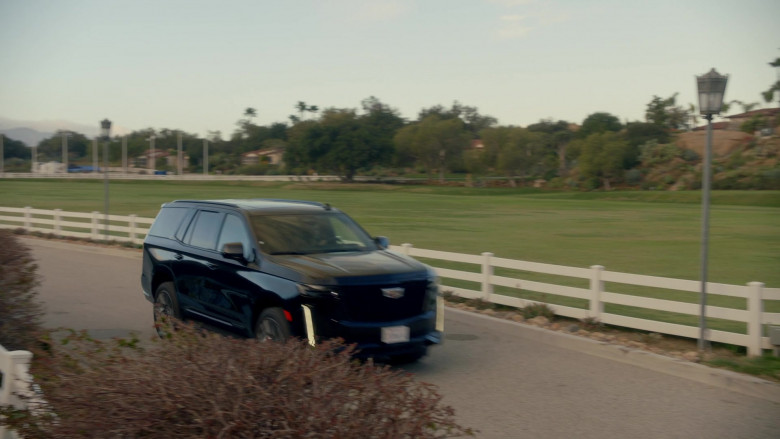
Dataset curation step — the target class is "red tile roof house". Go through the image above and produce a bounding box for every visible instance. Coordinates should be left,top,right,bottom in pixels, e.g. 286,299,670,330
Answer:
723,108,780,134
135,150,189,170
241,147,284,166
681,108,779,156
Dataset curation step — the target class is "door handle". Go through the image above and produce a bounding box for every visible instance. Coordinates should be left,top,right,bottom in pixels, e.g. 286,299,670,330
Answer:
174,253,183,260
206,263,219,270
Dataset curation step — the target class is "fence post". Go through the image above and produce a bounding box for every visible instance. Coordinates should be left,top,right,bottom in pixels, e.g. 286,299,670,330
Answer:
589,265,605,319
24,206,31,229
481,252,494,301
401,243,413,256
129,214,137,244
0,346,33,409
747,282,765,357
91,211,100,240
54,208,62,237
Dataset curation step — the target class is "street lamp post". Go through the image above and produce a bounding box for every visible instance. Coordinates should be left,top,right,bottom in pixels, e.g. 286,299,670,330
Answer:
61,131,72,174
203,139,209,175
122,135,128,174
100,119,112,240
147,135,156,174
695,68,728,352
177,131,183,175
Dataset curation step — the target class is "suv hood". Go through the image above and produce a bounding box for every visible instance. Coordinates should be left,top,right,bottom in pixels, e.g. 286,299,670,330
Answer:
268,250,429,285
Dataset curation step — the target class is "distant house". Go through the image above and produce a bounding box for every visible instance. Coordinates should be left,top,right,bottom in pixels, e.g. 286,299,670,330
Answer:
135,149,188,169
241,147,284,166
724,108,780,133
692,121,730,131
135,149,168,168
33,161,65,174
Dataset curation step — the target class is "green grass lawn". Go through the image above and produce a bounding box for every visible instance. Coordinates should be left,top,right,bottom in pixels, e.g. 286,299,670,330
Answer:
1,179,778,289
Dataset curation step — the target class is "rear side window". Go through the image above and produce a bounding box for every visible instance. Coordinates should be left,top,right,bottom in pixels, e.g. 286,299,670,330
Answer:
148,207,190,239
186,210,224,250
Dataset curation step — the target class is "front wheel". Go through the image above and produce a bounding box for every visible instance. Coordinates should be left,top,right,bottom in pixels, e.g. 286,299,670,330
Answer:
154,282,181,337
255,307,291,342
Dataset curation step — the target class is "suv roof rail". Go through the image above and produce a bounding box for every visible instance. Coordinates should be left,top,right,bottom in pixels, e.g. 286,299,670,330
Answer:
168,199,332,210
170,199,241,208
250,198,331,210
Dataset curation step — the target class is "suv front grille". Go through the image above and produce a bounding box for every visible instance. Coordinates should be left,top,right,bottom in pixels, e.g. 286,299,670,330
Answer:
337,280,428,322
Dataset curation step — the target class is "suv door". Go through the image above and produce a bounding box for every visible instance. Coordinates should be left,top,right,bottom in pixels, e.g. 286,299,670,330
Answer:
177,209,259,336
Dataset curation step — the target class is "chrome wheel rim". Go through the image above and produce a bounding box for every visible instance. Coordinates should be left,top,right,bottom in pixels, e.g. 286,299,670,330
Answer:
154,292,173,322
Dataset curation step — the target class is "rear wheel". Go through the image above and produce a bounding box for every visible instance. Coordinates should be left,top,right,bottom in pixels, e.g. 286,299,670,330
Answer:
154,282,180,337
255,307,291,342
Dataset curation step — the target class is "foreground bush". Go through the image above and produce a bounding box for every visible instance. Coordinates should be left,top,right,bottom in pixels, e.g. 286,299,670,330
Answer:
0,230,43,350
1,325,472,438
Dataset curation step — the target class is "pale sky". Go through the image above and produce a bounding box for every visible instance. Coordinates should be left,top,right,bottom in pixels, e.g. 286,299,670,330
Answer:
1,0,778,138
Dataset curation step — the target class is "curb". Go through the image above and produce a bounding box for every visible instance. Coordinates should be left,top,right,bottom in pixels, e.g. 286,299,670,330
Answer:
446,307,780,404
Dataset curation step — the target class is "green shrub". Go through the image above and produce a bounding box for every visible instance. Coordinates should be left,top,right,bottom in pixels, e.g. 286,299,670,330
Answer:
680,149,700,162
1,325,472,438
522,302,555,320
753,168,780,189
0,230,43,351
625,169,643,186
639,141,681,166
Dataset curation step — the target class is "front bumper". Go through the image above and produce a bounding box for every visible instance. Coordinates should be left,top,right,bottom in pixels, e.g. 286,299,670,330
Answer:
301,304,443,360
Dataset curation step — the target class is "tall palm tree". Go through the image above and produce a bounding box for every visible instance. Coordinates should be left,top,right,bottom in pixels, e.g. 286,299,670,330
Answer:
296,101,308,120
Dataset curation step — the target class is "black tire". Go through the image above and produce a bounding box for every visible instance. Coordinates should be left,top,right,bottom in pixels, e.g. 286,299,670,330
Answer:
154,282,181,337
255,307,291,342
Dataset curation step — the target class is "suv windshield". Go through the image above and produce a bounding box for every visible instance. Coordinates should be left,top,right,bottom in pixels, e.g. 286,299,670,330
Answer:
250,212,377,255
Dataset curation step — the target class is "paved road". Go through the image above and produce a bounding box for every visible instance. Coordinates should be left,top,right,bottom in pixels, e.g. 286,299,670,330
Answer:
24,238,780,438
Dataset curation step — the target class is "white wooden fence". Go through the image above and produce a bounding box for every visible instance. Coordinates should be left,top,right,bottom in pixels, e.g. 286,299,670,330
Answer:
1,207,778,356
0,206,153,245
392,245,780,357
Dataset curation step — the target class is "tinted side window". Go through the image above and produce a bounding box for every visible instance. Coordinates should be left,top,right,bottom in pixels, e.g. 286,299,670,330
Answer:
148,207,190,239
186,210,224,250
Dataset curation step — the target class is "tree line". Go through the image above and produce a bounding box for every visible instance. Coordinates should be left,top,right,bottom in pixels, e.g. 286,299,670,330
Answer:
0,94,734,188
3,58,778,189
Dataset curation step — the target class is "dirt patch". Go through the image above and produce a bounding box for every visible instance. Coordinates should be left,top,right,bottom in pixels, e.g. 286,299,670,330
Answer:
676,130,753,157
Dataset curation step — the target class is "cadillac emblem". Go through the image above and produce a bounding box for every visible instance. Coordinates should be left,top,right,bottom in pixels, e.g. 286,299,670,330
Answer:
382,287,405,299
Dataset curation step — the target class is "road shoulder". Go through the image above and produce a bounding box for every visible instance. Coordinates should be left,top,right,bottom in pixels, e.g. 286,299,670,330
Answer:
447,307,780,403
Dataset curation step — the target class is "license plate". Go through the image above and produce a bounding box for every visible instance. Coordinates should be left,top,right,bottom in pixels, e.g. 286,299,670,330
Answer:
381,325,410,344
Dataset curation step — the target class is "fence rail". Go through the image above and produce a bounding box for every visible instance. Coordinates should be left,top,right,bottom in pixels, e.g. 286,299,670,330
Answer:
392,246,780,357
0,206,153,245
2,206,778,356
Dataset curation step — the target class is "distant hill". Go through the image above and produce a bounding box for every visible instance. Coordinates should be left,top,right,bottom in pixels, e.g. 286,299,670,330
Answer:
0,127,53,146
0,116,103,146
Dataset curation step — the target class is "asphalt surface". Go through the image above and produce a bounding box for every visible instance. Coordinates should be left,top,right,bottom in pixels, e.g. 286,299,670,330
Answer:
23,237,780,438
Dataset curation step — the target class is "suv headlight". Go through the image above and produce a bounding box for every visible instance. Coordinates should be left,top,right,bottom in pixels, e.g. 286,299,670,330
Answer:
297,284,339,300
423,277,440,312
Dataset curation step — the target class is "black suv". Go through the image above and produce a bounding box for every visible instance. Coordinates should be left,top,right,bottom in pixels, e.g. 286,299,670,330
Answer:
141,199,443,361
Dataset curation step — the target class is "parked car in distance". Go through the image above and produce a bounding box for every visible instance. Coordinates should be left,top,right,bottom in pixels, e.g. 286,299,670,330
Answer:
141,199,443,362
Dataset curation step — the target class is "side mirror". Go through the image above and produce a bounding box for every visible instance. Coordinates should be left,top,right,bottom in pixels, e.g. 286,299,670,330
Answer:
222,242,246,262
374,236,389,250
